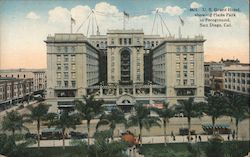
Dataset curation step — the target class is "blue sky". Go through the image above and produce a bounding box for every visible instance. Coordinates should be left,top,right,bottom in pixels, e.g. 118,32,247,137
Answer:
0,0,249,68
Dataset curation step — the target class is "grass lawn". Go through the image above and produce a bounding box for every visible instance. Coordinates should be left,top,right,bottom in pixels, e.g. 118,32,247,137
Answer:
24,141,250,157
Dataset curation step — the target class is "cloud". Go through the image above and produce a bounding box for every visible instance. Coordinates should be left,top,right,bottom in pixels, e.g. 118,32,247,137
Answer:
48,6,70,23
26,11,40,20
155,6,185,16
190,2,202,8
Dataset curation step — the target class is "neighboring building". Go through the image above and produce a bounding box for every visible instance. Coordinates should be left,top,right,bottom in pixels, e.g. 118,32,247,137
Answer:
46,30,205,112
45,33,100,111
204,62,224,95
0,78,33,111
223,64,250,95
0,69,46,94
151,36,205,103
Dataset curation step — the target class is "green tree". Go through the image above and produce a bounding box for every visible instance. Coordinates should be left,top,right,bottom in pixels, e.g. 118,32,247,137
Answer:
152,102,175,146
44,112,58,128
204,95,227,135
225,94,249,140
175,98,203,142
53,111,78,149
74,95,104,147
26,103,50,148
127,103,161,146
96,108,126,140
1,110,28,136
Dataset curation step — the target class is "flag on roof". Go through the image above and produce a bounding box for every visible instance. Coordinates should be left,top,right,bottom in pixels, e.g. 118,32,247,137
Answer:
123,11,129,18
71,17,76,25
178,16,184,26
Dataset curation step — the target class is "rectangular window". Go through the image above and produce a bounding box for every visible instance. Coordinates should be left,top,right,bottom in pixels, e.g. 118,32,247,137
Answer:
119,38,122,45
183,71,188,78
190,71,194,78
190,62,194,69
183,54,187,61
64,64,68,71
71,55,75,62
57,81,61,86
183,63,188,70
190,54,194,61
176,54,180,61
71,81,76,87
129,38,132,45
71,72,76,79
57,72,61,79
176,71,180,78
57,55,61,62
176,79,180,85
176,46,180,52
64,81,68,87
176,63,180,69
71,64,76,71
124,38,127,45
64,55,69,62
183,79,187,85
191,46,196,52
64,72,68,79
190,79,195,86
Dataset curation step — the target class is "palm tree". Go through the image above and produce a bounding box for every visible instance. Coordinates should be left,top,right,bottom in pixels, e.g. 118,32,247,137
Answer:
74,95,104,147
175,98,203,142
204,95,227,135
26,103,50,148
53,111,78,149
225,94,249,140
1,110,28,136
96,108,126,140
152,102,175,146
127,103,161,146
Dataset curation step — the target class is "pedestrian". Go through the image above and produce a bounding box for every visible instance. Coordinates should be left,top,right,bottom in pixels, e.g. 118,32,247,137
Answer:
227,134,230,141
198,135,201,142
195,134,197,142
173,135,176,141
232,130,235,140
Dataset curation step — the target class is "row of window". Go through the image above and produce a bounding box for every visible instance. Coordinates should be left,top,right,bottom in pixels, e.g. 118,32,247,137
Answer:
176,79,195,86
176,71,195,78
225,72,250,77
56,46,75,53
224,78,250,84
176,62,195,70
57,80,76,88
57,63,76,71
176,54,195,61
176,45,196,53
57,72,76,79
57,55,75,63
224,84,250,93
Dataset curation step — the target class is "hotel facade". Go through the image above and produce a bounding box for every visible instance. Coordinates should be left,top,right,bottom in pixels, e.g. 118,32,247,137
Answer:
45,30,205,112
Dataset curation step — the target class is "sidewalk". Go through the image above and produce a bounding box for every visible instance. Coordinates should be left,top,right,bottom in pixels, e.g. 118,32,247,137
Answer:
29,134,246,148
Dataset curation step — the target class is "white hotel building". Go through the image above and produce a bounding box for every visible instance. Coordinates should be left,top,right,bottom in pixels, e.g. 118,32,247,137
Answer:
45,30,205,112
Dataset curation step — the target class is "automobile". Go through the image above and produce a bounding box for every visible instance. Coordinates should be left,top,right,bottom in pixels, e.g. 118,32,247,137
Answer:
69,131,88,139
179,128,196,135
41,128,63,140
25,133,38,140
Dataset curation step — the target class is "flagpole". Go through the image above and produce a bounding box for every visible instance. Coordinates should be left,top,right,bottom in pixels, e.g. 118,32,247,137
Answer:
70,17,72,33
123,11,125,30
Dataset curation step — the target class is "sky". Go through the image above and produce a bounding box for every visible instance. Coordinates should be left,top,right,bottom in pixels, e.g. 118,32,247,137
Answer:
0,0,249,69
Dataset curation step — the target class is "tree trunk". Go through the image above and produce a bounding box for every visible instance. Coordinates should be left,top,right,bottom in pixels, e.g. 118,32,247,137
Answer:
212,117,215,135
188,117,191,142
37,119,40,148
235,118,239,140
163,119,167,146
139,126,142,146
62,129,65,150
87,120,90,147
12,129,15,137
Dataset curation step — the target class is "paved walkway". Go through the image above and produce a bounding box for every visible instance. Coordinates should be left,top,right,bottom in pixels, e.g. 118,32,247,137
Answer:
29,134,246,148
